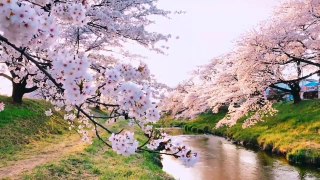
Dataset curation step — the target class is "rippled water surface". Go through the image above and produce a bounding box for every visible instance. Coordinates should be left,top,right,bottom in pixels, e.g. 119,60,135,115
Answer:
161,134,320,180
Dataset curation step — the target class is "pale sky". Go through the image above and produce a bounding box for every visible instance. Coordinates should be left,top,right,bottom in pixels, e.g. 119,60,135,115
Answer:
129,0,283,87
0,0,283,95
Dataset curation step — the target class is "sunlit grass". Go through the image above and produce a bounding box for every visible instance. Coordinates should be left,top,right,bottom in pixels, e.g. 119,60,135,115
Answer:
0,96,70,162
0,95,172,179
23,144,171,180
23,120,173,180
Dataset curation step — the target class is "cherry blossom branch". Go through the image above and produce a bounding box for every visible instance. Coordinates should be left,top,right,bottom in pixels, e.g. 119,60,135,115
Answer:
93,123,112,148
0,34,119,136
0,35,63,90
0,73,13,81
137,148,180,158
86,99,120,107
138,130,153,149
75,106,113,134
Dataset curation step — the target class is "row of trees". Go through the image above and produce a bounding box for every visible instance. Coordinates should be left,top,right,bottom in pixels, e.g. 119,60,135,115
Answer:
0,0,198,166
161,0,320,128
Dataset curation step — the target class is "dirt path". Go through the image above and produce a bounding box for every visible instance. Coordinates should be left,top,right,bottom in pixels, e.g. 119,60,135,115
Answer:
0,133,90,180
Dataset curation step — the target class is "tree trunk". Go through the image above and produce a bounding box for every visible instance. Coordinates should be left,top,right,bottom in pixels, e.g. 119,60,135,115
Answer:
12,82,26,104
292,90,301,104
2,66,39,104
289,82,302,104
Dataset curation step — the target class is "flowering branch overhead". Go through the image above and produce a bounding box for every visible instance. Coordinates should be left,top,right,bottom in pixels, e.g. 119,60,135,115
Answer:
0,0,199,167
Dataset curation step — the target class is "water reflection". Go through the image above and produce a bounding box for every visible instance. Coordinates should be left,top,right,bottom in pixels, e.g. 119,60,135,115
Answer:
161,135,320,180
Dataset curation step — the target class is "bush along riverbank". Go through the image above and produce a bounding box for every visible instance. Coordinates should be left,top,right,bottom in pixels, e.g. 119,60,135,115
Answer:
158,100,320,167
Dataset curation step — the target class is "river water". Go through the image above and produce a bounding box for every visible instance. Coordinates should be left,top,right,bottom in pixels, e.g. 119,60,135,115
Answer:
161,134,320,180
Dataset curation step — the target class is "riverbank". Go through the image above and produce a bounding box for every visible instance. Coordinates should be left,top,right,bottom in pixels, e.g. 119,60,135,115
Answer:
0,96,172,179
158,100,320,167
161,134,320,180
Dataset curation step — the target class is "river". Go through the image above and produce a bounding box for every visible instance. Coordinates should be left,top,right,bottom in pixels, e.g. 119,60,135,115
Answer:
161,133,320,180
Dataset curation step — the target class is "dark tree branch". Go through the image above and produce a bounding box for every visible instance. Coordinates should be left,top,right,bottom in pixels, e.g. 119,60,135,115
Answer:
0,73,12,81
269,84,291,93
25,86,39,93
94,124,112,148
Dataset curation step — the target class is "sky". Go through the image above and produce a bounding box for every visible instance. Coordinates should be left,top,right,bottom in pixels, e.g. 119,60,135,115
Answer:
128,0,284,87
0,0,283,95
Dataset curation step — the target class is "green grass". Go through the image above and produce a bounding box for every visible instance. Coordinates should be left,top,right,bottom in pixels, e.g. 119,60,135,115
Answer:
159,100,320,166
157,111,227,135
23,121,173,180
0,96,70,161
0,95,172,179
155,116,187,128
23,140,172,180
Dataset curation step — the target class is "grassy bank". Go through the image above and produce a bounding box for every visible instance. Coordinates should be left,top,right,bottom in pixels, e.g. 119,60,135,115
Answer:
23,136,172,180
0,96,70,163
158,100,320,166
22,121,173,180
0,96,172,179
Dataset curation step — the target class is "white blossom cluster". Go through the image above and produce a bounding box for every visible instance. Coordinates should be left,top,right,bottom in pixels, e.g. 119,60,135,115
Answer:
109,131,139,156
51,50,95,105
142,125,153,136
0,102,5,112
115,63,151,81
0,0,58,48
145,108,161,123
0,0,40,46
45,109,53,116
99,63,160,123
176,147,199,167
118,82,152,119
52,2,87,25
101,68,121,96
147,133,170,150
147,133,199,167
165,139,199,167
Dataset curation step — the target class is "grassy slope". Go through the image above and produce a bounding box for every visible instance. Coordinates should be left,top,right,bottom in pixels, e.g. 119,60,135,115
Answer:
0,96,172,179
0,96,70,162
158,100,320,166
22,121,173,180
23,136,172,180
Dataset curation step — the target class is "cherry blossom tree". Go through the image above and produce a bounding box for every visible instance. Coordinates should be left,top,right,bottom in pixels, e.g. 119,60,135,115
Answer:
0,0,171,103
0,0,198,167
161,0,320,128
